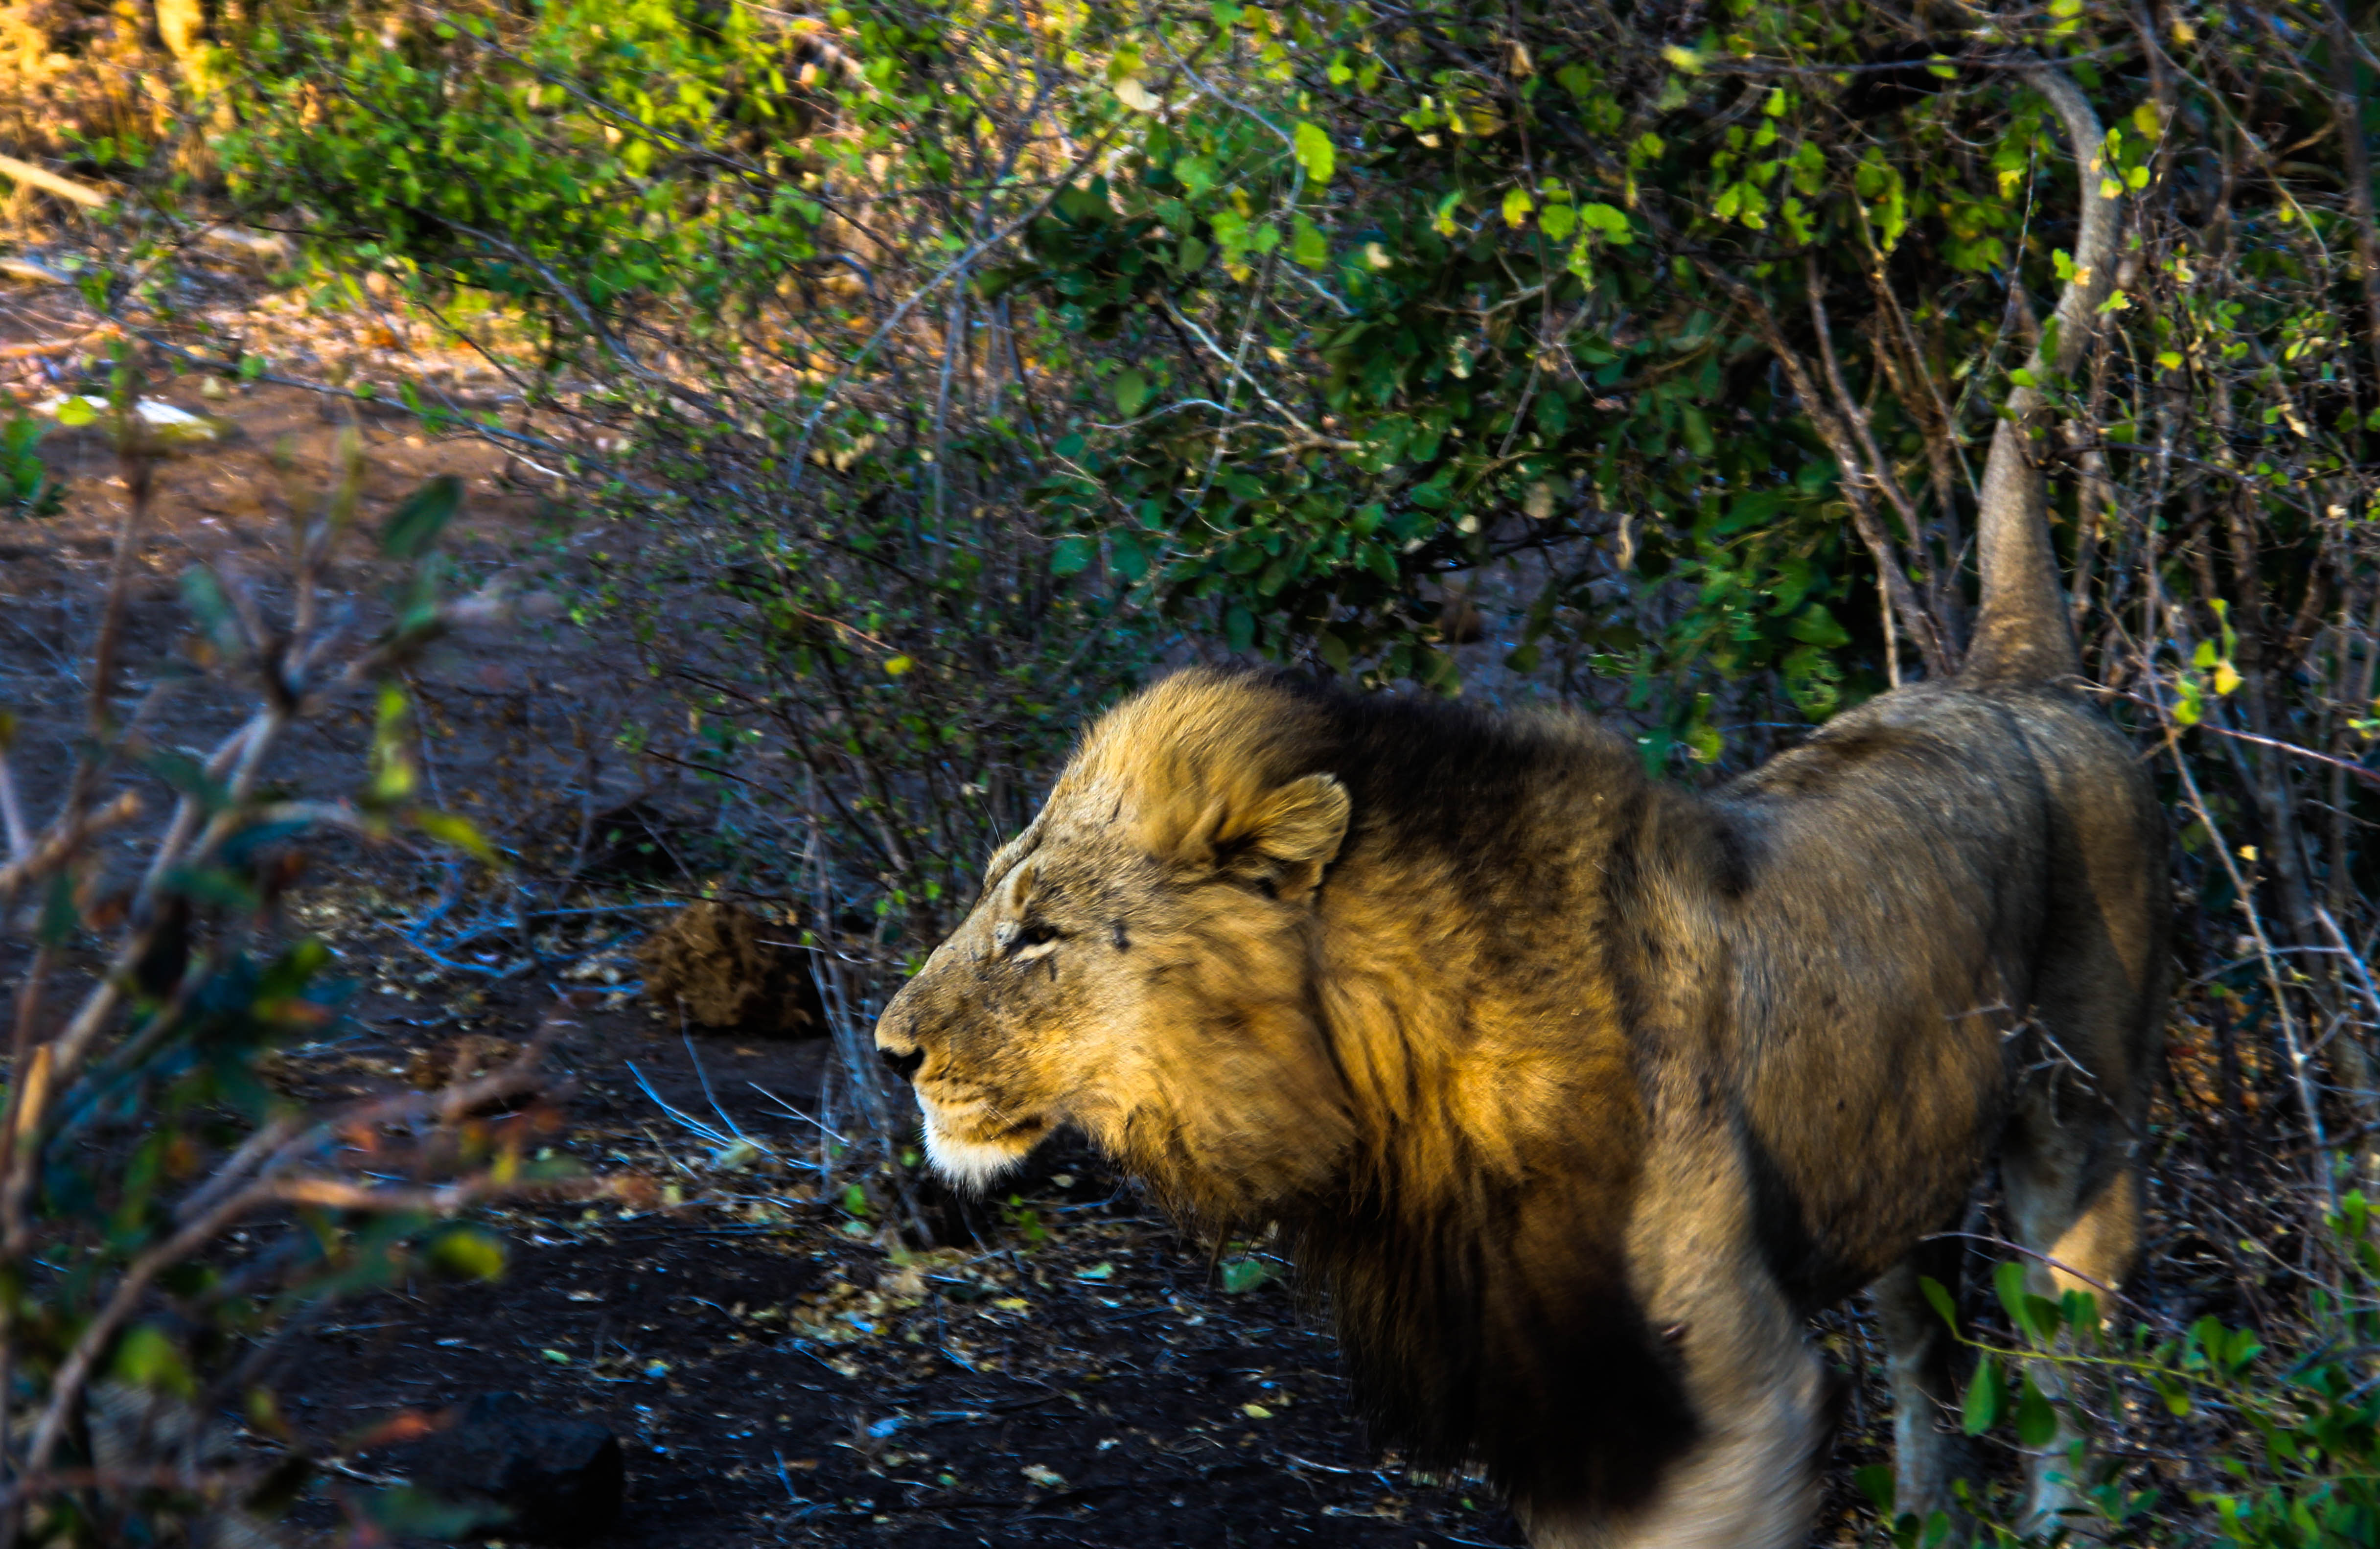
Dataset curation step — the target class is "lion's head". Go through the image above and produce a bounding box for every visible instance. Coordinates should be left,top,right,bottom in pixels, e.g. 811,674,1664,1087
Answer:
873,670,1362,1217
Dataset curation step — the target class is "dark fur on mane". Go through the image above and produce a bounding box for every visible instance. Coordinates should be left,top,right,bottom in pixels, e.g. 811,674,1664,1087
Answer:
1206,672,1704,1512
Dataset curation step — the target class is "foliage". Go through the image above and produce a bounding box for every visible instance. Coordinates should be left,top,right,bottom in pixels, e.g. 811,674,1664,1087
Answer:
215,0,1168,954
219,0,830,375
1906,1204,2379,1547
981,0,2380,777
0,402,586,1544
0,416,63,521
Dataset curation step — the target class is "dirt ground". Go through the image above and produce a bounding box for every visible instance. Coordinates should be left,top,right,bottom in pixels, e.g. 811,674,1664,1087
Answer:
0,251,1918,1549
262,990,1534,1549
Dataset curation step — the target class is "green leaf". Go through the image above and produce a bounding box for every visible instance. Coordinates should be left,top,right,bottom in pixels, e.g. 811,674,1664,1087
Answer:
113,1323,197,1399
1918,1275,1958,1332
1113,369,1151,417
1787,604,1849,648
1292,212,1328,269
1219,1256,1275,1294
180,565,247,657
363,1486,510,1537
53,395,96,428
1539,203,1577,241
1576,202,1632,243
1502,187,1535,228
427,1226,507,1281
1994,1260,2061,1346
1961,1357,2006,1435
1225,604,1255,653
413,809,501,865
2149,1369,2194,1417
2014,1371,2059,1448
380,474,462,561
1050,536,1095,577
1293,121,1335,185
370,684,417,807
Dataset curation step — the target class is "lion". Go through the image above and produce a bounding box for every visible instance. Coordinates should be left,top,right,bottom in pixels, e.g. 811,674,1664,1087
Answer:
876,66,2164,1549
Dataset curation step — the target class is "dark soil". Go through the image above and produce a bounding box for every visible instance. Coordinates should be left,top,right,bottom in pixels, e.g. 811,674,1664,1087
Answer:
270,999,1530,1548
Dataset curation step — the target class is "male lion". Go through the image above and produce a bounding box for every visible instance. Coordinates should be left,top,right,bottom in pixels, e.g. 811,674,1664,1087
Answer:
876,66,2164,1549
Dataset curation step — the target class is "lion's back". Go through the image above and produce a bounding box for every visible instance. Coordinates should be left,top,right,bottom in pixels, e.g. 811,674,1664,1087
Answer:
1705,683,2164,1303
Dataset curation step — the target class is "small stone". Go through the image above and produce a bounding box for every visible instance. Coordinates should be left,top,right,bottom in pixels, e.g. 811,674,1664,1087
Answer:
385,1392,624,1545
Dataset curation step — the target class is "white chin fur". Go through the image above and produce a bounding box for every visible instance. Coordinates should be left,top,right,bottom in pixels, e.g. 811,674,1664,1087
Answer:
920,1109,1033,1191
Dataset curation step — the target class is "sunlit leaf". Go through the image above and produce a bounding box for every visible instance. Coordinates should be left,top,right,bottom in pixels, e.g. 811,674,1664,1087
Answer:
413,808,501,864
1293,121,1335,185
427,1226,507,1281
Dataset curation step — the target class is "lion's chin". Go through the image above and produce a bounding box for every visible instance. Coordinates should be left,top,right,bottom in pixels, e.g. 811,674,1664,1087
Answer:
918,1103,1048,1192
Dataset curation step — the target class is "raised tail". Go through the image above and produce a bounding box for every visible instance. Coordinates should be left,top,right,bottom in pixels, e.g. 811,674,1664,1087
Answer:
1961,64,2121,686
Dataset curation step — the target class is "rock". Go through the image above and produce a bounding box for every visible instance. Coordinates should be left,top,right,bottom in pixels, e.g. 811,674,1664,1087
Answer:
635,900,828,1038
387,1392,624,1545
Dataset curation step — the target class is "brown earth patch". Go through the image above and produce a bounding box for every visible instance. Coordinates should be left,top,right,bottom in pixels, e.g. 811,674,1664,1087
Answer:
636,901,828,1040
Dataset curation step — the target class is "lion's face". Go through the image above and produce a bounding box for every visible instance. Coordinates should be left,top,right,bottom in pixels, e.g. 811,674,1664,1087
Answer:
874,677,1358,1208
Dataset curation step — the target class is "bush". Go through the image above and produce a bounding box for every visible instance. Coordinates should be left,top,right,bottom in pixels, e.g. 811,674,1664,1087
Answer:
1864,1204,2380,1548
0,416,63,521
0,385,588,1543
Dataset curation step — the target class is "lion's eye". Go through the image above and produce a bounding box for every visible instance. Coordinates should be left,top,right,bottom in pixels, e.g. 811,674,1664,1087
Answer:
1009,921,1061,955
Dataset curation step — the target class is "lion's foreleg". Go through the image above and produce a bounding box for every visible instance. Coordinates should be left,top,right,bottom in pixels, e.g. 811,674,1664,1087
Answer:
1518,1145,1833,1549
1515,1311,1833,1549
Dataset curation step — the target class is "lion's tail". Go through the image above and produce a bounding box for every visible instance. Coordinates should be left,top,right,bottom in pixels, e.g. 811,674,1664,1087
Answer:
1962,65,2121,687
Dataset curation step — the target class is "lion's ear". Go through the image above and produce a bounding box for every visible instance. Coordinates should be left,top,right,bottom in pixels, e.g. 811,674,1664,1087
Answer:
1177,773,1349,904
995,856,1040,912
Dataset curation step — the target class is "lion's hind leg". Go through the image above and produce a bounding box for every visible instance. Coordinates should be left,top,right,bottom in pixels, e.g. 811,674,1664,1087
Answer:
1873,1237,1977,1538
2002,1082,2147,1538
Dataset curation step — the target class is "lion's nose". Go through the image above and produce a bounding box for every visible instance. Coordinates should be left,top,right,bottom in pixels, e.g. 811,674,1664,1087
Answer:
879,1045,925,1081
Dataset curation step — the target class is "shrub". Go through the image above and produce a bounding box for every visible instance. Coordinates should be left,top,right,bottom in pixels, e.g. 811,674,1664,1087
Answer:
0,385,589,1543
